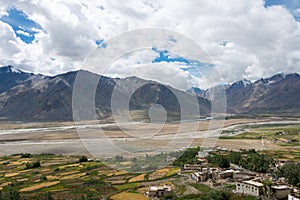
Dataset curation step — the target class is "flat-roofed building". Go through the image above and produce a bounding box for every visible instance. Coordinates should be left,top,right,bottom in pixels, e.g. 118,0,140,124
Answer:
272,185,291,199
191,171,208,182
146,185,172,198
218,169,234,179
183,164,202,171
236,180,264,197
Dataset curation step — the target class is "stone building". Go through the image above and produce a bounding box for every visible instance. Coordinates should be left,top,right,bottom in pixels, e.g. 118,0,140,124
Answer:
191,171,208,182
236,180,264,197
145,185,172,198
218,169,234,179
271,185,291,199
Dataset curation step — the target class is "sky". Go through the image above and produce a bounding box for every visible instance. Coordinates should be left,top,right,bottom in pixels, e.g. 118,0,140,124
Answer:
0,0,300,89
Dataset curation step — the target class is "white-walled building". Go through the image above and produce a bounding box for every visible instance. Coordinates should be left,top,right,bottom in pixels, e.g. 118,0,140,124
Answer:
289,193,300,200
236,180,264,197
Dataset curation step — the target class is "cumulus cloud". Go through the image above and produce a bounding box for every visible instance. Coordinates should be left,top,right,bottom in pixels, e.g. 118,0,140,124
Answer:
0,0,299,88
108,51,210,90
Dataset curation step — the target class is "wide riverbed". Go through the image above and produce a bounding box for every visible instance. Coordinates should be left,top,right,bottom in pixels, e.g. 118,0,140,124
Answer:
0,119,299,157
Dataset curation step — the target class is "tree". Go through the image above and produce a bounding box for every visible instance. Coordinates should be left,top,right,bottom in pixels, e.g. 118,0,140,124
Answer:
79,156,88,163
207,155,230,168
20,153,32,158
46,192,54,200
276,163,300,186
0,186,21,200
115,155,124,162
25,161,41,169
173,147,200,167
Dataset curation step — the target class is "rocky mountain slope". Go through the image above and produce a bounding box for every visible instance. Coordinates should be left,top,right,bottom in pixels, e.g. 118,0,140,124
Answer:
187,73,300,114
0,66,210,121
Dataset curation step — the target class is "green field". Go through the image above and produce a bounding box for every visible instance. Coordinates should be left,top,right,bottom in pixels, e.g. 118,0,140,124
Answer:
220,123,300,141
0,153,183,199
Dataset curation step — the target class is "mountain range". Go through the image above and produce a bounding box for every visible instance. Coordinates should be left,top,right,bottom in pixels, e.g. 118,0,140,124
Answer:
187,73,300,115
0,65,299,122
0,66,210,122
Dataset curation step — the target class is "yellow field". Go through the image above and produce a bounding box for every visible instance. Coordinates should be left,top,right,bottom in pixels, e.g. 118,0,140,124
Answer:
0,182,11,187
107,170,128,177
110,192,149,200
58,171,78,176
58,163,82,170
120,161,132,166
46,175,58,180
4,173,20,178
7,159,33,166
19,181,60,192
149,167,179,180
129,174,146,183
165,167,180,177
60,172,87,180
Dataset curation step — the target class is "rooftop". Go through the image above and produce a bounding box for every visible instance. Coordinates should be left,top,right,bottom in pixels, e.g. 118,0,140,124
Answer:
243,180,264,187
149,185,171,192
272,185,290,190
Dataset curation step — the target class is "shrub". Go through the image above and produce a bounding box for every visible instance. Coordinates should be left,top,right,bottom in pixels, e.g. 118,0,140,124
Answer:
20,153,32,158
25,161,41,169
79,156,88,163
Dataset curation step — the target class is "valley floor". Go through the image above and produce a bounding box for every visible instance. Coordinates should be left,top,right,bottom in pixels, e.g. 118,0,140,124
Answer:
0,117,299,158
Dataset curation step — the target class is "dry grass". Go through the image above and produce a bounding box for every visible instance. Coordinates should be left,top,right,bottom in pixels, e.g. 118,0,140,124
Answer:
4,173,20,178
7,158,33,166
137,187,149,193
0,182,11,187
110,192,149,200
46,175,58,180
165,167,180,177
18,169,32,173
58,171,78,176
128,174,146,183
19,181,60,192
107,171,128,177
98,169,115,175
148,167,180,181
149,168,169,180
60,173,86,180
120,161,132,166
58,163,82,170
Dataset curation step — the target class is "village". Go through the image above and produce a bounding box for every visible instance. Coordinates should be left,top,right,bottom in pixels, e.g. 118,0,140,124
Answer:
0,146,299,199
143,146,300,200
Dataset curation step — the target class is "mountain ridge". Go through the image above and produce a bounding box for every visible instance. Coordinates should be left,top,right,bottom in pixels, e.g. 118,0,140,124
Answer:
187,73,300,114
0,66,210,122
1,66,299,121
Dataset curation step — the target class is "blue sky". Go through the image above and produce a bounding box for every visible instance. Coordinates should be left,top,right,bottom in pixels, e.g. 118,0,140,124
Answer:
265,0,300,21
0,7,42,43
151,48,214,78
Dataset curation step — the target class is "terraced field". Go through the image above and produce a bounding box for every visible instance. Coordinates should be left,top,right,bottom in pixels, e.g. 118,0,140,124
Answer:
0,154,181,199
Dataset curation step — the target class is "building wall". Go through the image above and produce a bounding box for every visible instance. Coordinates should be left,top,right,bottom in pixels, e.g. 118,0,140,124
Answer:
289,194,300,200
236,182,262,197
273,189,290,199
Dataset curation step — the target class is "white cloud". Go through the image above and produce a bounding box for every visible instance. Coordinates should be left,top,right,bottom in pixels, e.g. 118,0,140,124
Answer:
0,0,299,87
15,29,31,37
